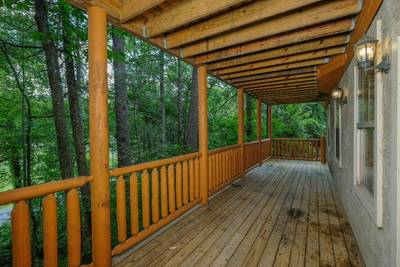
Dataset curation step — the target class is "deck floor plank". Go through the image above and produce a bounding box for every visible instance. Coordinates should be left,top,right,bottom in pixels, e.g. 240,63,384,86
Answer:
114,160,364,267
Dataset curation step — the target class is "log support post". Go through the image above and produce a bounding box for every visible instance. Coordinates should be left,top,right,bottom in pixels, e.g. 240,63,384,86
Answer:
256,98,262,165
268,105,272,139
320,136,326,164
88,7,111,267
238,88,245,177
198,66,209,205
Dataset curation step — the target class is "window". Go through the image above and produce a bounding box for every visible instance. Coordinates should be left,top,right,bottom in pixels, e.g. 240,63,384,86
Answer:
333,100,341,166
356,68,375,195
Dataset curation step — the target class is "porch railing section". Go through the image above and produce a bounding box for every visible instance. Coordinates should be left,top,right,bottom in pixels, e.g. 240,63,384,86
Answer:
208,144,241,195
0,175,91,267
0,136,327,266
272,138,321,161
109,152,201,256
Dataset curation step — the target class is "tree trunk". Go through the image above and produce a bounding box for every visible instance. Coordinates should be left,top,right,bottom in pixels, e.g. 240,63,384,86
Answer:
177,59,183,146
159,50,166,146
112,27,133,167
186,67,198,150
34,0,74,178
62,9,92,262
246,95,252,140
62,10,88,176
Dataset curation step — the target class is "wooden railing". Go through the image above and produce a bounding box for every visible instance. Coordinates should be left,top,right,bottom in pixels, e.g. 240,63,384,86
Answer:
244,141,261,170
0,176,91,267
272,138,321,161
109,152,201,256
0,136,327,266
208,144,241,195
260,138,272,162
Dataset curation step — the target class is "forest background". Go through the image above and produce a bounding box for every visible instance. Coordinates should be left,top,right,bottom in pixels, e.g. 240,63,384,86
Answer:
0,1,326,265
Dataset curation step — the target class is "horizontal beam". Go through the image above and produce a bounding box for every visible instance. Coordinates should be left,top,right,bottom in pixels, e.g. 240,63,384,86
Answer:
120,0,167,23
208,35,349,71
163,0,321,48
247,85,317,94
143,0,249,38
245,81,317,91
214,47,345,76
241,77,317,89
254,88,318,96
234,73,316,87
222,58,329,80
231,67,316,83
191,19,354,65
181,0,361,57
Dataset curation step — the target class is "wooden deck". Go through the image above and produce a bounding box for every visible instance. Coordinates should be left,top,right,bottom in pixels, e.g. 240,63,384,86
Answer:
114,160,364,267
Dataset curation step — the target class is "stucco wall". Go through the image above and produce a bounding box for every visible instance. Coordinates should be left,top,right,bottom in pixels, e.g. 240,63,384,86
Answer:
327,1,400,266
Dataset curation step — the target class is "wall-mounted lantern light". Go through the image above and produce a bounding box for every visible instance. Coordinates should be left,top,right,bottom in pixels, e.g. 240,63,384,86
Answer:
332,87,347,105
354,34,390,73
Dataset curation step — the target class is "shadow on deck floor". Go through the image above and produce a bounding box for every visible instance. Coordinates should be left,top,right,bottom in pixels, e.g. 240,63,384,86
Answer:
113,160,364,267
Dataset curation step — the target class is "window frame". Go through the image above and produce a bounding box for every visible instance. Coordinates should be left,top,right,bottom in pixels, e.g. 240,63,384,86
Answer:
333,99,342,168
352,20,383,228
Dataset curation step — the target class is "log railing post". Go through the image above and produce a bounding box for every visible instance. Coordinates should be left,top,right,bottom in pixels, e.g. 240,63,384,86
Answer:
256,98,262,165
198,66,209,205
88,7,111,266
238,88,245,177
267,104,272,158
320,136,326,164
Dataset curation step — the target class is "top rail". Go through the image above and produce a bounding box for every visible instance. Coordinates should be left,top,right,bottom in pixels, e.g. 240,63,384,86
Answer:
110,152,200,176
0,175,92,206
272,138,319,141
209,144,241,155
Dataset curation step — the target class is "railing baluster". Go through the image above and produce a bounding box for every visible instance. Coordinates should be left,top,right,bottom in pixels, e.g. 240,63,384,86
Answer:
189,159,195,201
130,173,139,234
168,165,176,213
160,166,168,218
194,158,200,199
182,161,189,205
176,162,183,209
67,189,81,267
43,194,58,267
12,200,31,267
116,175,127,242
151,168,160,223
142,170,150,228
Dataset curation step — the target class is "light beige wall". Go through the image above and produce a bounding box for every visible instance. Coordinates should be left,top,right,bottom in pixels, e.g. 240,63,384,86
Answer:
327,1,400,266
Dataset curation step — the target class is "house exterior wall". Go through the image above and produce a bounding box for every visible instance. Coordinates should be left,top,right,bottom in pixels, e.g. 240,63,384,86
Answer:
327,1,400,266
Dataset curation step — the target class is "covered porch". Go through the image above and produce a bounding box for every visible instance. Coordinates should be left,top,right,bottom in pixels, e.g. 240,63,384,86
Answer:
0,0,383,266
113,160,363,267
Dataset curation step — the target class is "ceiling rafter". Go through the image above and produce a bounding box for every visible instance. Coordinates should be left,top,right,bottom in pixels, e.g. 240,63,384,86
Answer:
214,47,344,76
233,73,316,87
180,0,362,57
222,58,328,80
159,0,321,48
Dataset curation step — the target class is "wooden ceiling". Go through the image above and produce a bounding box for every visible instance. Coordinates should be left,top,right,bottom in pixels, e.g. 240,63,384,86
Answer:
69,0,382,104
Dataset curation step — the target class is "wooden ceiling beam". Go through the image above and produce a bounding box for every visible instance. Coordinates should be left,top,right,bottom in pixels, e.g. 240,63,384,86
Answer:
245,82,317,92
214,47,344,76
247,85,317,94
190,19,354,65
181,0,362,57
241,77,317,89
233,73,316,87
162,0,321,48
254,89,318,96
208,35,349,71
120,0,167,23
222,58,329,80
264,97,323,104
231,67,316,83
138,0,250,38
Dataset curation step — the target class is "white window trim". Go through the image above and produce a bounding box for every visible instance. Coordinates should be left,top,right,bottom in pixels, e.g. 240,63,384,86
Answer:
353,19,383,228
334,100,342,168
